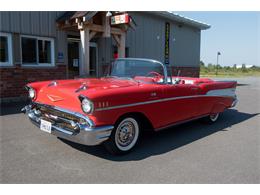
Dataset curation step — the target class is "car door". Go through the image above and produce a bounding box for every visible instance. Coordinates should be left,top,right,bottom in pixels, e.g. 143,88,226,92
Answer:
160,83,201,125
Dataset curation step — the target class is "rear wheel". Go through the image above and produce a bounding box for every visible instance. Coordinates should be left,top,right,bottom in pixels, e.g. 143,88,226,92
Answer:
209,113,219,122
202,113,220,124
104,117,140,155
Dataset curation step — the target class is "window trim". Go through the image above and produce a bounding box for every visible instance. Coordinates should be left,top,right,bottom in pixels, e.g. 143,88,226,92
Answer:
0,32,13,66
20,35,55,67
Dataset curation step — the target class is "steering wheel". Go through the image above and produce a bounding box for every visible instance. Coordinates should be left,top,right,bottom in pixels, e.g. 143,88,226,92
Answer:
146,71,163,78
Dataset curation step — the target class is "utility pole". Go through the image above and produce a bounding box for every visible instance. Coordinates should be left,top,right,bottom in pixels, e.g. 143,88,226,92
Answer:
216,52,221,75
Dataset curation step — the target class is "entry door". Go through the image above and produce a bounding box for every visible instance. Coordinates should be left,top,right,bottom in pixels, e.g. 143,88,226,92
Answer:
67,39,98,78
68,39,80,78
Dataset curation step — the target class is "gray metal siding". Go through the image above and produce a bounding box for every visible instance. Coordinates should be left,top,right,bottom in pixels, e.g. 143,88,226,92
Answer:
126,12,200,67
171,24,201,67
0,11,201,68
0,11,67,65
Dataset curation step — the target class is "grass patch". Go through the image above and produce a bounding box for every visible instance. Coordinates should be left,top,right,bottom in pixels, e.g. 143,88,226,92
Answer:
199,62,260,78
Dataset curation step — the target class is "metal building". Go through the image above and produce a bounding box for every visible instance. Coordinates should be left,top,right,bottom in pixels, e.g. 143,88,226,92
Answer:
0,11,210,100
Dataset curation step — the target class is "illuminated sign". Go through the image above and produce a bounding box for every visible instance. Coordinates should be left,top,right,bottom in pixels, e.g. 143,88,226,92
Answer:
111,13,129,25
165,22,170,64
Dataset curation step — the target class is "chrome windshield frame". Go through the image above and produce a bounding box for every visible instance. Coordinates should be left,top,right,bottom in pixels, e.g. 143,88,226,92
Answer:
111,58,168,84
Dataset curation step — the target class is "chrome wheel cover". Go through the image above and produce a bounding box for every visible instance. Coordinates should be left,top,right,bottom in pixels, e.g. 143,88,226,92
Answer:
210,113,219,122
115,118,139,151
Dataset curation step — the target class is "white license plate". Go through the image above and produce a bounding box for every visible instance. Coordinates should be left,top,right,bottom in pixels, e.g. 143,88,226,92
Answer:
40,119,52,133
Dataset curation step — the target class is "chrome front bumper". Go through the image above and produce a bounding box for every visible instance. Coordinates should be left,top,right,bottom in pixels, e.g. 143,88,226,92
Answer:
22,104,114,146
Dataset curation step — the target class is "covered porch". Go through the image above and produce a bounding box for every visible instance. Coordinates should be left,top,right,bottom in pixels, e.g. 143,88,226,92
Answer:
56,11,136,78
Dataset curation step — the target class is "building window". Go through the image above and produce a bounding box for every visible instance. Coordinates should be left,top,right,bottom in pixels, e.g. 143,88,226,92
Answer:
21,35,54,66
0,32,13,66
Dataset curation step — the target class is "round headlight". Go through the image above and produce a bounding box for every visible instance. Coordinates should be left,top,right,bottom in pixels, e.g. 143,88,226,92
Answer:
81,98,93,113
28,88,35,99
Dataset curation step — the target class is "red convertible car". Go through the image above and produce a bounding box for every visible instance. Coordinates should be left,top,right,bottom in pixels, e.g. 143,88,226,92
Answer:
22,58,238,154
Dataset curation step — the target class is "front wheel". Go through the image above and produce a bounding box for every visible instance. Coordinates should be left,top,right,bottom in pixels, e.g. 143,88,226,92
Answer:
104,117,140,155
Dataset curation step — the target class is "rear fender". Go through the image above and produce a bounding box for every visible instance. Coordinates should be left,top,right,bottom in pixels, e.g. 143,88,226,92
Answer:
210,103,226,114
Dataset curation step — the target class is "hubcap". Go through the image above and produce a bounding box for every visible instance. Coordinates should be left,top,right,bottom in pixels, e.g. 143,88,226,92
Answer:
115,118,139,151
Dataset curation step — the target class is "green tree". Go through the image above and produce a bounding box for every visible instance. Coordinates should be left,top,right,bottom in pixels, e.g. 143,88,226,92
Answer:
241,64,248,73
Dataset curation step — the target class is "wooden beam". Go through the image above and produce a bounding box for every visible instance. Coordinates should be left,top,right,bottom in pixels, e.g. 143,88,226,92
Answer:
112,34,120,46
89,31,97,41
87,23,104,32
102,12,111,37
79,27,90,76
111,27,123,35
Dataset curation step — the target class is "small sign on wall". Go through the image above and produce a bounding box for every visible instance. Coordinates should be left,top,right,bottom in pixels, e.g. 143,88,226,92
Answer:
111,13,129,25
164,22,170,65
73,59,79,67
58,52,64,63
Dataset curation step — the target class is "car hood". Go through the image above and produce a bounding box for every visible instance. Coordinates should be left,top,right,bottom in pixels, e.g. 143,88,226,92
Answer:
35,77,138,110
52,77,138,92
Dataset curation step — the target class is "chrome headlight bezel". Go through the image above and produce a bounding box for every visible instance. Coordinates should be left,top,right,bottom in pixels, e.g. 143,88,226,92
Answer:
29,88,35,99
26,86,36,100
79,95,94,114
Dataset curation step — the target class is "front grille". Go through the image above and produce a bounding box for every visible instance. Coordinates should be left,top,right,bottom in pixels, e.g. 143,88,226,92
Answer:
33,103,84,133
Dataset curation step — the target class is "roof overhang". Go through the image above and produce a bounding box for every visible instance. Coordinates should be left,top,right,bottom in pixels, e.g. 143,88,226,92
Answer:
56,11,136,31
150,11,211,30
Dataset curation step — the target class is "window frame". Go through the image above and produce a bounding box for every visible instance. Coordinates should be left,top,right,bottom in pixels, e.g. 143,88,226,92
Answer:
0,32,13,66
20,35,55,67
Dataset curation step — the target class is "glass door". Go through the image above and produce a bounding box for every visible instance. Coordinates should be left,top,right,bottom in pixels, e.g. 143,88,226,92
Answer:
89,42,98,77
67,37,98,78
67,39,80,78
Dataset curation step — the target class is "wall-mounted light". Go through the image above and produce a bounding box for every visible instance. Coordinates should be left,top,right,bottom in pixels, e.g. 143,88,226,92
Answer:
106,11,112,17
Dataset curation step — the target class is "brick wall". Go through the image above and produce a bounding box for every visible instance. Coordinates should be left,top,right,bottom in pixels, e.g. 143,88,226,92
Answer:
0,64,200,100
172,66,200,78
0,64,67,100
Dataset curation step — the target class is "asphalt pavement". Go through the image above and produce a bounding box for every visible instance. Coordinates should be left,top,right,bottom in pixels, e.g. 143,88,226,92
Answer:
0,77,259,183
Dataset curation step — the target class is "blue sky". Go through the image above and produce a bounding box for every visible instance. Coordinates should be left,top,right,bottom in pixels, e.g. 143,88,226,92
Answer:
176,12,259,66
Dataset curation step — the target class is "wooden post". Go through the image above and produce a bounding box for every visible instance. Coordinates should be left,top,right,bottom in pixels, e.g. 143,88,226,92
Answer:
102,12,111,38
79,27,90,76
118,32,125,58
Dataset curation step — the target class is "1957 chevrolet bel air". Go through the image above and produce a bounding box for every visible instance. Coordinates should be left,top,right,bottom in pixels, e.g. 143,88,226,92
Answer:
22,58,238,154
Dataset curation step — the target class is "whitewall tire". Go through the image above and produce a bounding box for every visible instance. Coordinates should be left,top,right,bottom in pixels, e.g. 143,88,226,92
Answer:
209,113,219,122
104,117,140,155
202,113,220,124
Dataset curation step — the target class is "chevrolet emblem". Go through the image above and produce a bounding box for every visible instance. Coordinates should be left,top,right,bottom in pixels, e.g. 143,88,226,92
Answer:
47,95,64,102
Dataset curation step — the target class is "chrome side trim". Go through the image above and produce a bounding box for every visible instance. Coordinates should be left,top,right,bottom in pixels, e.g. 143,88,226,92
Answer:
96,88,236,111
206,88,236,98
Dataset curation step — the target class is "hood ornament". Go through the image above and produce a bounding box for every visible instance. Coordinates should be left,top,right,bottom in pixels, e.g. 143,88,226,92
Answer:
75,83,87,93
48,81,57,87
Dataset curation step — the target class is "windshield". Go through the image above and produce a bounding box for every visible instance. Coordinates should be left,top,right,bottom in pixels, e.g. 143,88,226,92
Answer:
109,59,165,79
